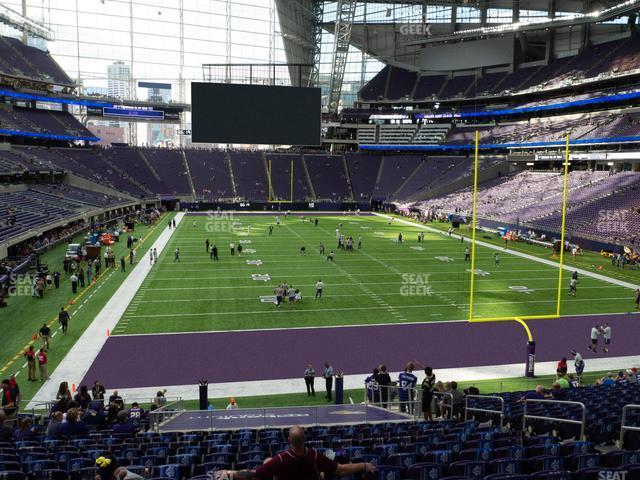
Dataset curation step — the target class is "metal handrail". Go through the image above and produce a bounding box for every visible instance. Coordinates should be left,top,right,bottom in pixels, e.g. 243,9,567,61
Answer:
465,394,505,428
150,398,184,432
619,404,640,446
523,398,586,440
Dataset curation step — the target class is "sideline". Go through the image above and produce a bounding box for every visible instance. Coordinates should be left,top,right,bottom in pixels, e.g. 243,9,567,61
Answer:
112,354,640,403
27,213,184,408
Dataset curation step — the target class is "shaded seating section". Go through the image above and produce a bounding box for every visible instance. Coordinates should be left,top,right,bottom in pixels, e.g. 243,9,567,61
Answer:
372,155,422,200
228,151,269,201
0,107,95,140
0,35,72,85
360,35,640,102
0,392,638,480
360,66,390,101
0,186,131,242
303,154,352,202
141,149,191,196
263,153,310,202
98,147,169,196
345,153,382,202
386,68,418,100
184,150,234,201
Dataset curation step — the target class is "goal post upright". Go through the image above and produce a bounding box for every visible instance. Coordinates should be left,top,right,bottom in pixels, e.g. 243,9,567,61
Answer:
555,133,571,317
468,129,481,321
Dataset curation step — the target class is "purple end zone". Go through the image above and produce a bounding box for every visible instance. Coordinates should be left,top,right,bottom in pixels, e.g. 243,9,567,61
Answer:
160,404,410,432
82,312,640,389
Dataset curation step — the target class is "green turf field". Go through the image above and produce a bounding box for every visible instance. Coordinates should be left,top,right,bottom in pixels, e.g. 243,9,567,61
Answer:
114,213,638,335
0,213,173,402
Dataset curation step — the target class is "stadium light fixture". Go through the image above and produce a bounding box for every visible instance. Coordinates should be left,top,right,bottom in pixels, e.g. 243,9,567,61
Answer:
0,2,54,41
401,0,640,45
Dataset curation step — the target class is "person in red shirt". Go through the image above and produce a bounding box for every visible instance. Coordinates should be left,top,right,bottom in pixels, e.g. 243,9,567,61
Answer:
215,425,375,480
37,349,48,381
556,357,568,377
24,346,36,381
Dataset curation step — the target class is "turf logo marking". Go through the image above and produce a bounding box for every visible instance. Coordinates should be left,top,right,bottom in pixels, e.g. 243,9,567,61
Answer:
435,256,454,262
466,269,491,276
509,285,535,294
243,248,257,254
374,231,385,236
259,295,278,304
246,260,263,266
360,226,370,230
239,239,252,244
251,274,271,282
410,246,425,251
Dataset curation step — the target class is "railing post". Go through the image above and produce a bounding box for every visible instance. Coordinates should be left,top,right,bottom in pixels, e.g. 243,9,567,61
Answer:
523,399,586,440
619,404,640,447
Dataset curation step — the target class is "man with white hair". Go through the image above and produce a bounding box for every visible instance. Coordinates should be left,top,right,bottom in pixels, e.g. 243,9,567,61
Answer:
215,426,375,479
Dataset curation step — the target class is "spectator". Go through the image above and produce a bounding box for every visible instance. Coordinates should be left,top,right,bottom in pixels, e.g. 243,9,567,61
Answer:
519,385,546,402
153,390,167,408
226,398,239,410
549,382,564,399
440,381,465,418
377,364,391,408
556,374,570,389
421,367,436,421
56,381,72,402
598,373,616,386
1,378,17,417
113,410,137,436
14,417,36,441
46,411,64,438
83,401,106,430
567,373,580,388
59,408,89,437
37,348,48,381
74,385,92,410
0,410,13,442
92,380,106,400
214,426,375,480
556,357,568,377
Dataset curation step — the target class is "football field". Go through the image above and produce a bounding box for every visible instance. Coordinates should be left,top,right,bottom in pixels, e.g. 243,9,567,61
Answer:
112,213,636,336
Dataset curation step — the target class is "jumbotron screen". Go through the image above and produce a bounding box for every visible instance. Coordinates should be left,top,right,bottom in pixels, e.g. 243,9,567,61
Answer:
191,82,321,145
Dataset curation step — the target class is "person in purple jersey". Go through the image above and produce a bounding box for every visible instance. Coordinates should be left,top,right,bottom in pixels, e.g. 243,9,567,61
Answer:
398,362,417,413
127,402,144,424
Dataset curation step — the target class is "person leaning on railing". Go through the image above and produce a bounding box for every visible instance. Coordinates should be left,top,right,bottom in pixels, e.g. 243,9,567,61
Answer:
214,426,375,480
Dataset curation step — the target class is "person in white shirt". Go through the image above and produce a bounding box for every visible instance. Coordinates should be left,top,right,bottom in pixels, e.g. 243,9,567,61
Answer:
589,325,601,352
602,323,612,353
315,280,325,299
226,398,238,410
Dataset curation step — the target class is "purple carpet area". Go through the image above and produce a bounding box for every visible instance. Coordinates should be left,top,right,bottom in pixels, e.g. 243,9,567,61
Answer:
81,313,640,389
161,405,409,431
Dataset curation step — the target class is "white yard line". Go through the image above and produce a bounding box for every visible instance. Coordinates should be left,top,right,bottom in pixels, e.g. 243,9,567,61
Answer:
27,213,184,408
113,354,640,403
375,213,640,291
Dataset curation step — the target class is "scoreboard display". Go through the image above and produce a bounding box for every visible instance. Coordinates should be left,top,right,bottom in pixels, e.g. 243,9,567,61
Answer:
86,105,180,121
191,82,321,145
